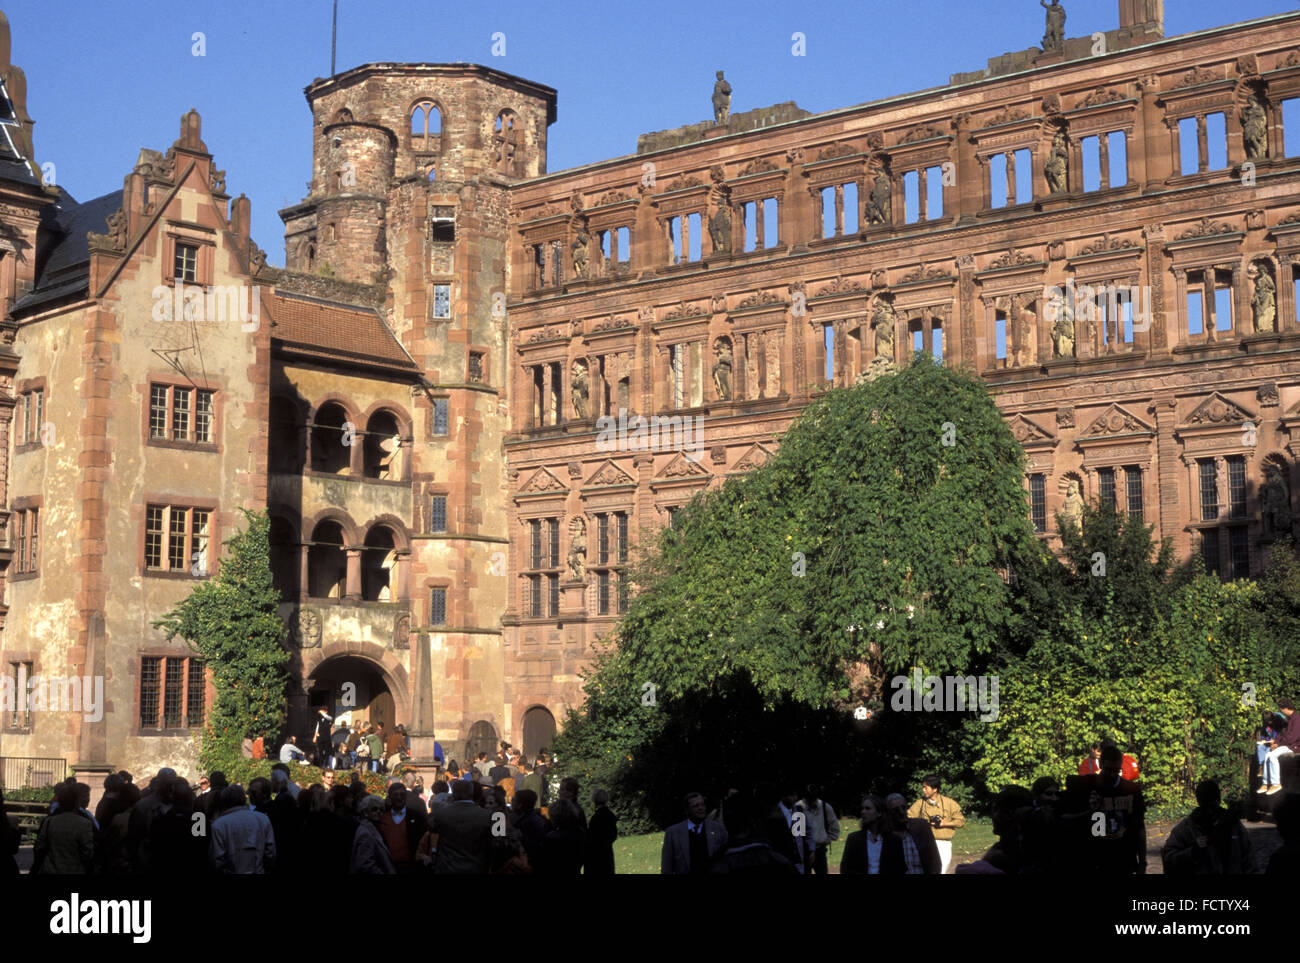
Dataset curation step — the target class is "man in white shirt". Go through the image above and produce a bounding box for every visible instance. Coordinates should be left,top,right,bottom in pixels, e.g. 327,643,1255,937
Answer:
279,735,308,764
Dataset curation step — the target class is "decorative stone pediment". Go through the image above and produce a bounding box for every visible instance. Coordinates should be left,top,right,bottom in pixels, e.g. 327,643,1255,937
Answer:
1006,414,1056,449
584,459,635,488
518,467,568,494
1183,392,1254,428
731,443,775,473
1080,403,1154,439
656,452,710,479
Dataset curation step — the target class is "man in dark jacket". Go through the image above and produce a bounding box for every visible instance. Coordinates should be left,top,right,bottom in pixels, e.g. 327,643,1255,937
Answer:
511,789,549,869
1079,744,1147,874
33,782,95,875
1163,780,1256,874
585,788,618,874
661,792,727,874
429,779,493,873
880,793,942,874
711,791,798,875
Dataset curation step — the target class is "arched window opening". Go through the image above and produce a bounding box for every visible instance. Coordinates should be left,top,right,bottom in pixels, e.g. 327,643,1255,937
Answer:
308,520,346,599
363,410,403,480
411,100,443,151
310,402,351,474
361,526,398,601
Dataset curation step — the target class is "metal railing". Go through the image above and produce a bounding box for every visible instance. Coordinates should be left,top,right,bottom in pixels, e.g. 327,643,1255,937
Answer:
0,756,67,790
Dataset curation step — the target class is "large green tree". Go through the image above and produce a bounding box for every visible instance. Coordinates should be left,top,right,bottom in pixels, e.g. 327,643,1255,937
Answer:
556,355,1040,825
153,509,289,758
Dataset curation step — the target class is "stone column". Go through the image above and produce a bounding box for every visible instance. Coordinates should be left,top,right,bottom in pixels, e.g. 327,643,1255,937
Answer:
345,548,362,601
1004,151,1016,205
298,542,310,601
1278,254,1296,331
733,331,748,400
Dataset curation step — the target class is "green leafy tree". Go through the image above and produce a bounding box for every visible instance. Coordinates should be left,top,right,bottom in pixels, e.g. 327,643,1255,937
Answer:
153,509,289,767
556,355,1040,822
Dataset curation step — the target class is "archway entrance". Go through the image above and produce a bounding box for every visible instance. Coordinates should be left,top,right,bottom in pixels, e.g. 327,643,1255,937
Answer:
522,706,556,761
307,655,396,730
465,720,499,761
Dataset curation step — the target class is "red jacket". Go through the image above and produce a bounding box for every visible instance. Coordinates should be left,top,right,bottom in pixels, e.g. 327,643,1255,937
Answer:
1079,754,1139,781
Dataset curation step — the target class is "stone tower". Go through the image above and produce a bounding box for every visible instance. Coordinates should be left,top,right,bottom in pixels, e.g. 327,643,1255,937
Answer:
279,65,557,760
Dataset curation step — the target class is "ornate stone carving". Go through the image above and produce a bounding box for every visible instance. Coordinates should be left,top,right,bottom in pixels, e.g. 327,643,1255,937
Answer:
1261,461,1293,538
571,231,590,279
587,460,634,486
710,445,727,465
661,454,709,478
1083,405,1148,436
871,269,889,289
1185,393,1252,426
1060,478,1084,529
526,326,565,343
816,276,866,296
739,157,779,176
1056,405,1075,429
571,359,589,419
519,468,567,493
866,132,885,151
709,202,732,254
1078,233,1135,255
1041,0,1065,52
712,70,732,125
597,189,631,206
1178,66,1221,87
866,169,892,226
1236,53,1260,77
1176,218,1233,240
1283,50,1300,70
294,608,322,649
871,298,896,361
1044,129,1069,194
89,208,128,251
568,461,584,479
1052,306,1075,359
990,248,1036,268
1078,87,1123,109
1040,92,1062,114
713,338,733,400
732,444,773,472
394,614,411,650
786,146,806,164
900,265,949,283
664,301,704,319
1047,241,1066,261
901,124,946,143
638,306,655,323
819,142,856,160
1258,383,1280,407
1249,261,1276,333
737,291,780,309
983,106,1030,128
591,317,632,333
567,517,588,582
1009,414,1053,444
1242,95,1269,162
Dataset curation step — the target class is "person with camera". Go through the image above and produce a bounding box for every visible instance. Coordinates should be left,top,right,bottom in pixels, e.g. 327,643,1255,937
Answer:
907,774,965,874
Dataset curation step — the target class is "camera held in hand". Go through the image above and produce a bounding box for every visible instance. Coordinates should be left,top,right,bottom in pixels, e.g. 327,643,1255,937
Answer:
929,815,943,828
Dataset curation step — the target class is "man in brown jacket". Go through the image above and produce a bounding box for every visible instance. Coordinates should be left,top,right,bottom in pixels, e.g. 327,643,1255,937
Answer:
908,774,965,874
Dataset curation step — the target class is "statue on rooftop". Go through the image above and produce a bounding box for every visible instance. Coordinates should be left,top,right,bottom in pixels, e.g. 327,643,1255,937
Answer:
712,71,732,125
1041,0,1066,53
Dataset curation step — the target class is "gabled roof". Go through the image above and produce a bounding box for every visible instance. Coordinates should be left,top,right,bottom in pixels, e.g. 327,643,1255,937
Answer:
264,290,419,376
12,187,121,315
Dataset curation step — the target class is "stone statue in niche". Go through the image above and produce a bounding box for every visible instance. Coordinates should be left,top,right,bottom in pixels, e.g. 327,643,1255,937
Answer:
1041,0,1066,53
712,71,732,125
746,334,761,397
871,299,896,361
709,203,732,254
1261,463,1292,538
866,170,892,225
1249,261,1276,333
378,434,404,480
1060,479,1084,529
1045,130,1069,194
1242,96,1269,162
713,339,733,400
1016,305,1037,367
567,517,588,582
571,359,589,419
571,231,590,279
1052,303,1076,358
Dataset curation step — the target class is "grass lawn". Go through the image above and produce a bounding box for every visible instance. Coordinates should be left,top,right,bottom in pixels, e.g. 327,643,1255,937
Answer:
611,817,995,874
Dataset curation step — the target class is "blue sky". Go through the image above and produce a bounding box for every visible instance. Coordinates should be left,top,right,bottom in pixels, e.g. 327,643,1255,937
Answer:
6,0,1292,265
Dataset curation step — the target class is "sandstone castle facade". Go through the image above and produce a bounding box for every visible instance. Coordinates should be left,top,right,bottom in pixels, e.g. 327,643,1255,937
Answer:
3,1,1300,786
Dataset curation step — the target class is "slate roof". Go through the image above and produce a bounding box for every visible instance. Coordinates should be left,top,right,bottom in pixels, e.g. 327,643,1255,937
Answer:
12,187,122,315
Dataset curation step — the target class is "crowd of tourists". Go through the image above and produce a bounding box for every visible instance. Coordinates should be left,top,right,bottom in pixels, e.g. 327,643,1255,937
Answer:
4,700,1298,875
